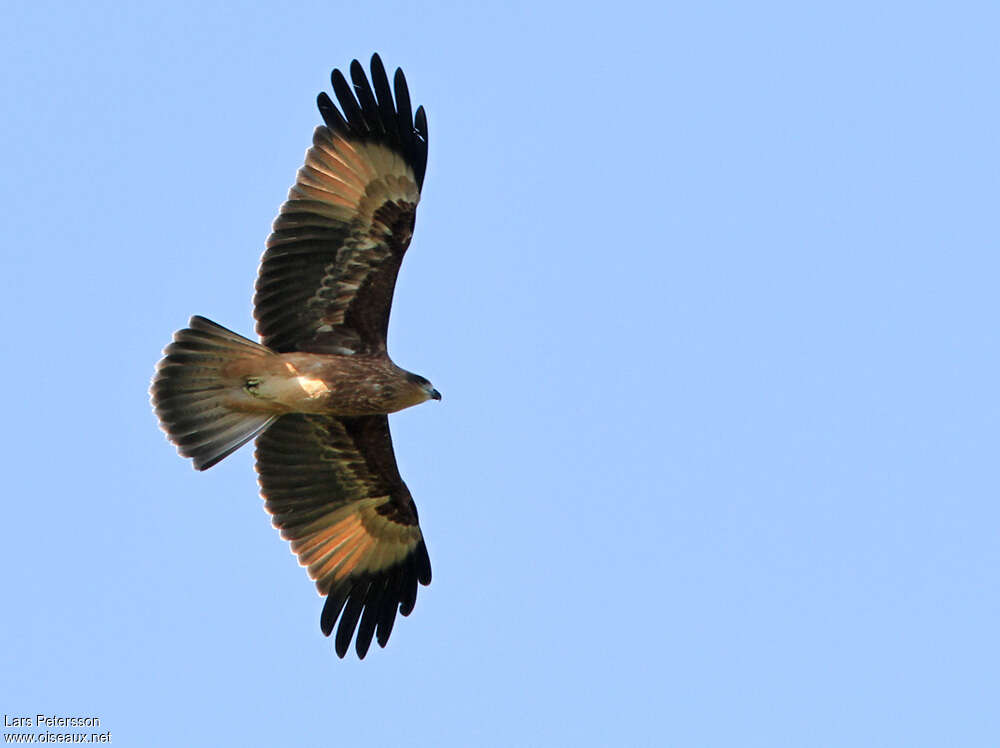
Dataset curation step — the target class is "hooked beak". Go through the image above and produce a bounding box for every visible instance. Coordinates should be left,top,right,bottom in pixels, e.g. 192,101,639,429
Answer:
430,388,442,401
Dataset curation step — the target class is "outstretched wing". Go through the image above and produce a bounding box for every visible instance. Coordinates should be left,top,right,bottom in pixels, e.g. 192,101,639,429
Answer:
254,54,428,356
255,414,431,658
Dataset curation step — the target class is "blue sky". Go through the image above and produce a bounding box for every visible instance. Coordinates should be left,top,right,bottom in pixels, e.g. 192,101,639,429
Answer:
2,1,998,745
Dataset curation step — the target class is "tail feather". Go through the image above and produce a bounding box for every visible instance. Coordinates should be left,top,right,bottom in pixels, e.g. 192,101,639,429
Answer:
151,316,277,470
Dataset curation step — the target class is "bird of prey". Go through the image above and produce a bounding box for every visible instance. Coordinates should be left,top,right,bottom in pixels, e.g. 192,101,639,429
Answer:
150,54,438,659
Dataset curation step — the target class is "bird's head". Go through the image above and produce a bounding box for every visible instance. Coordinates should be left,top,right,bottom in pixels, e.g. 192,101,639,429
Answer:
404,371,441,405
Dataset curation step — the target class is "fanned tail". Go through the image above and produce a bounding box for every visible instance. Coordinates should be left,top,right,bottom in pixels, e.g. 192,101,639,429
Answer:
151,316,277,470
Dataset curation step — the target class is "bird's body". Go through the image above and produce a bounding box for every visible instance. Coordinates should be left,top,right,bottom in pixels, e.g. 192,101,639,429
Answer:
151,55,438,659
220,349,436,417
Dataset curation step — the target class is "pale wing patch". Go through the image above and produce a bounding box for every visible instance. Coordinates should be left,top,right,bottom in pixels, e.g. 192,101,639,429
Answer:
277,128,418,239
293,128,419,213
282,497,422,595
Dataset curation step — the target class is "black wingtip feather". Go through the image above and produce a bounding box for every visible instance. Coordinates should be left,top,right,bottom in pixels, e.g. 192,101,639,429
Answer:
317,54,428,191
400,561,419,617
369,54,399,142
331,69,368,134
355,578,386,659
350,60,382,136
415,106,428,142
376,572,402,647
335,586,368,658
321,585,350,637
317,92,348,133
393,68,414,149
416,541,432,585
413,107,428,187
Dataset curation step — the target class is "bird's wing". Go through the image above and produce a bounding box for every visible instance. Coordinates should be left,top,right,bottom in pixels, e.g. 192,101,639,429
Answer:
255,414,431,658
254,54,428,356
